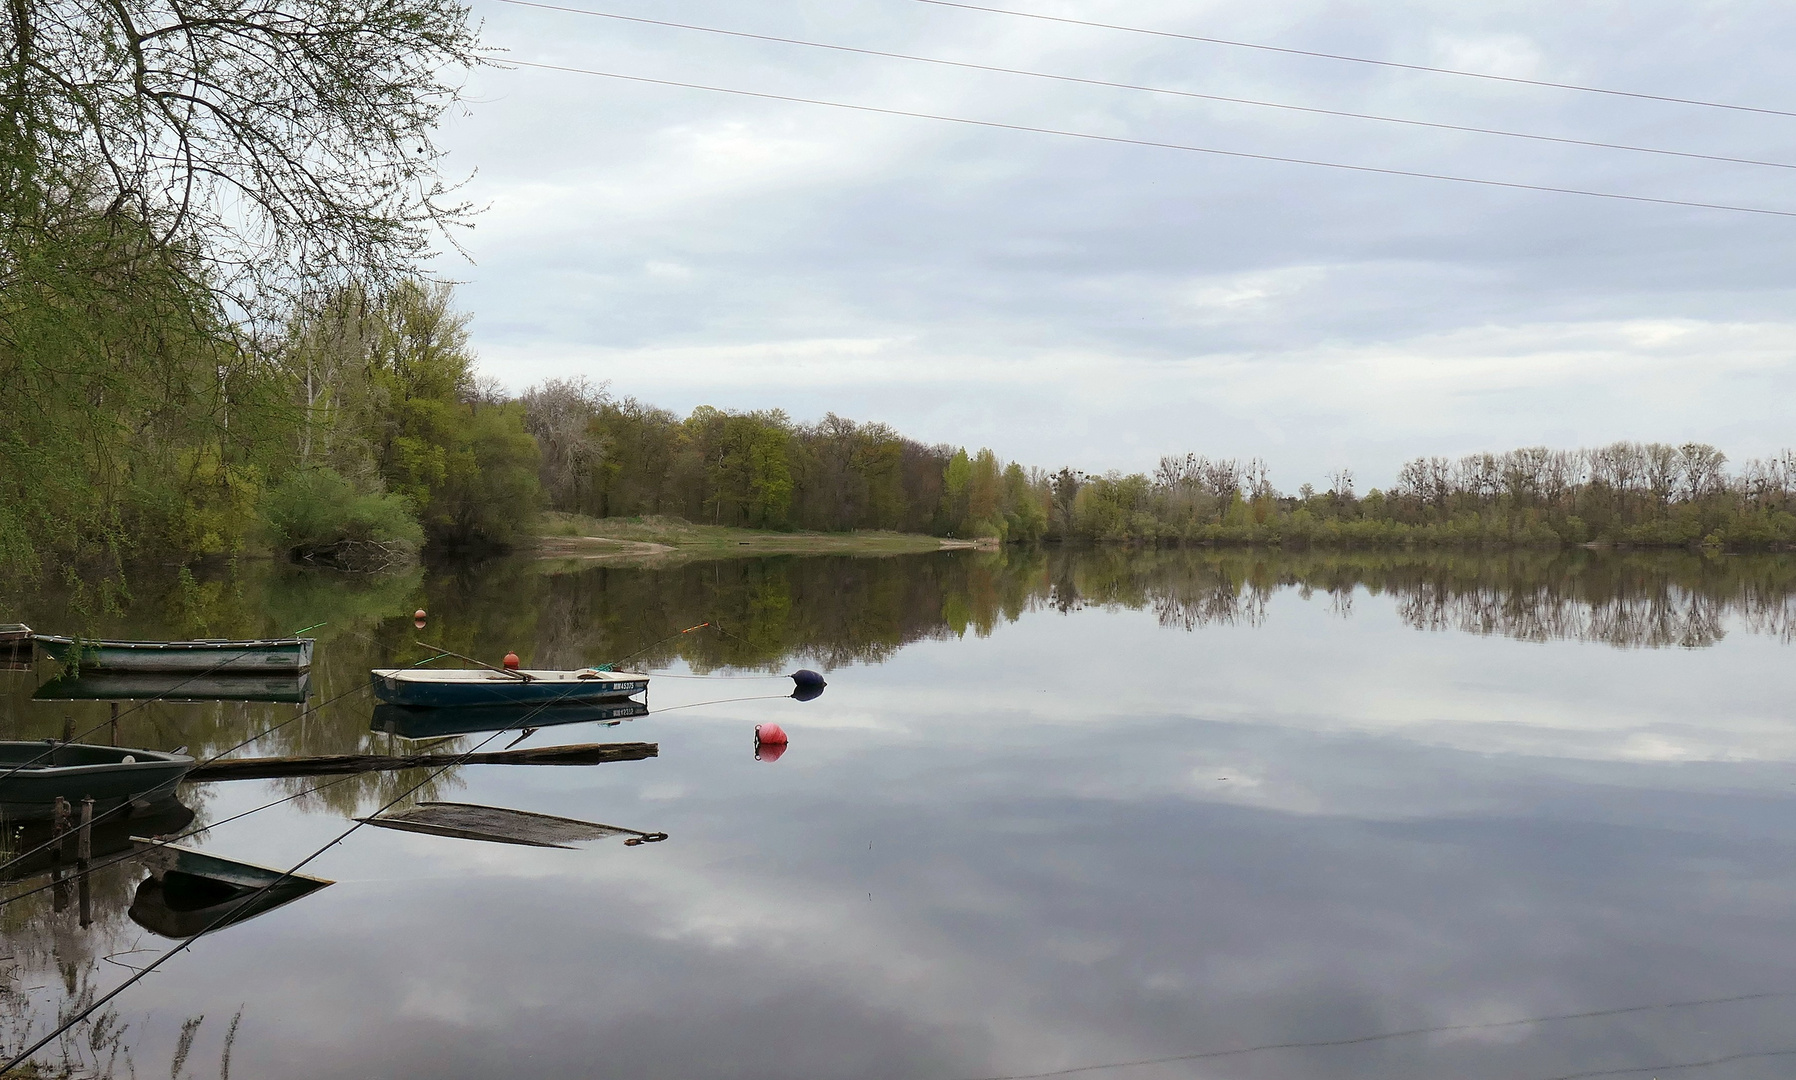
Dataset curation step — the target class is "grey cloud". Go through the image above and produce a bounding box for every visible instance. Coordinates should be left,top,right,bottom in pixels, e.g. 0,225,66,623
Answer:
442,0,1796,485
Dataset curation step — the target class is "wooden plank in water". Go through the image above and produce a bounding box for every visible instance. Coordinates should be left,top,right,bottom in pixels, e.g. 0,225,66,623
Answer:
187,742,657,781
358,802,658,848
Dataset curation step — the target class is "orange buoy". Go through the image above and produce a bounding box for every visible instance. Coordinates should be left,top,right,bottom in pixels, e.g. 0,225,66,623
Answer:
502,652,520,670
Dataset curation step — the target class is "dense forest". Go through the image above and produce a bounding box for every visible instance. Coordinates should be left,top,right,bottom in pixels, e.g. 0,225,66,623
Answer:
8,256,1796,581
521,383,1796,550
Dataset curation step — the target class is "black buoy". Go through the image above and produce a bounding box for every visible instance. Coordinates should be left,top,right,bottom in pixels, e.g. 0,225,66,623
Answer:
790,669,826,702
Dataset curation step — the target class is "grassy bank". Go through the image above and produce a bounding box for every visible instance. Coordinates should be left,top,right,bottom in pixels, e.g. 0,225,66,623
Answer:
533,513,984,563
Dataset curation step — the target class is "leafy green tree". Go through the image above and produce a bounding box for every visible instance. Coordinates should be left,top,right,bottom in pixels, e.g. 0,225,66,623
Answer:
1,0,483,577
940,449,972,535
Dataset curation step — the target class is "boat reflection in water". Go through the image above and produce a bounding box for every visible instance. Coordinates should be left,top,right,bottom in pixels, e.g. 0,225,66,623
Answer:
370,699,649,741
0,799,195,883
128,840,333,938
34,670,312,703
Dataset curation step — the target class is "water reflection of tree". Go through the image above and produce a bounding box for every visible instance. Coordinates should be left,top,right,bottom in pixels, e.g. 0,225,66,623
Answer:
0,836,228,1079
8,548,1796,795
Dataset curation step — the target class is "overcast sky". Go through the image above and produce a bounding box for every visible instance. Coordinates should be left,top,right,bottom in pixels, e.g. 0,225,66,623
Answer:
437,0,1796,489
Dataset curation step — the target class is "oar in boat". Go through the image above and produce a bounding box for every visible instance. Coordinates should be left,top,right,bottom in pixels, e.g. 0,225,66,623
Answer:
413,641,532,681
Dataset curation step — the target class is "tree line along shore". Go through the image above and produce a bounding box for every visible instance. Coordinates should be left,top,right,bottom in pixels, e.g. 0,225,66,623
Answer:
7,274,1796,586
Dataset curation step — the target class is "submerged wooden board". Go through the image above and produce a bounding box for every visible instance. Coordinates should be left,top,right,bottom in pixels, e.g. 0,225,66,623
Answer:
358,802,664,848
186,741,657,780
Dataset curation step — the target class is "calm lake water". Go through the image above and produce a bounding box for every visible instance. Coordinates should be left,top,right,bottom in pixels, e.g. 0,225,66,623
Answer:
5,547,1796,1079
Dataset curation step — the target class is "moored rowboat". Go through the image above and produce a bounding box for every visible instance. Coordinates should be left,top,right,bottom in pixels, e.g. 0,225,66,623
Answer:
0,741,194,820
369,667,648,708
0,624,32,670
33,634,314,673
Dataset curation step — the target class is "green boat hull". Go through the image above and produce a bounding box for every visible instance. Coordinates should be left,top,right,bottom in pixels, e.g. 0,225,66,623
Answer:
35,635,313,673
0,741,194,821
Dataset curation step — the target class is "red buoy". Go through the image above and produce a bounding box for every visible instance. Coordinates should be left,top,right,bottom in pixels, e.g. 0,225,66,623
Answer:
413,609,427,628
755,723,788,761
502,652,520,670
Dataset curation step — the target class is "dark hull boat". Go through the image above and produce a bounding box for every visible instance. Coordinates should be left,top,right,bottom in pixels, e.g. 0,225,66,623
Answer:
370,699,649,740
34,634,314,673
35,670,312,703
370,667,648,708
128,840,333,937
0,742,194,820
0,624,31,671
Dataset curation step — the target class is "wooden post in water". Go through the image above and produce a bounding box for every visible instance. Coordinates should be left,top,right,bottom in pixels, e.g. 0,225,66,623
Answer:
49,797,70,913
61,713,72,743
76,798,92,862
110,702,119,745
50,797,69,859
77,798,93,928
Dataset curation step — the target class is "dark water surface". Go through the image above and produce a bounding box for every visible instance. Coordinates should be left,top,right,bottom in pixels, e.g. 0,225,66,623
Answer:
5,548,1796,1079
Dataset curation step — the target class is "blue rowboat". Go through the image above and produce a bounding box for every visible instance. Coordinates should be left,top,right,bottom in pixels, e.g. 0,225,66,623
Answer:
0,741,194,820
369,668,649,709
35,670,312,703
371,699,649,740
33,634,314,673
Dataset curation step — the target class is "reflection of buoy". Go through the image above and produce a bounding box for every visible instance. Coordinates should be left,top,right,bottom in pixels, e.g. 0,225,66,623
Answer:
755,741,788,762
502,652,520,670
413,609,427,628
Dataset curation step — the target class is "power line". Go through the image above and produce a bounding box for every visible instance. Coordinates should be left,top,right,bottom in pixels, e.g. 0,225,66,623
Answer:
493,0,1796,172
913,0,1796,120
502,59,1796,219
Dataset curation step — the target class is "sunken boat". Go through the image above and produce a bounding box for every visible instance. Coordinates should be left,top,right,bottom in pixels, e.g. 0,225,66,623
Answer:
128,840,333,937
